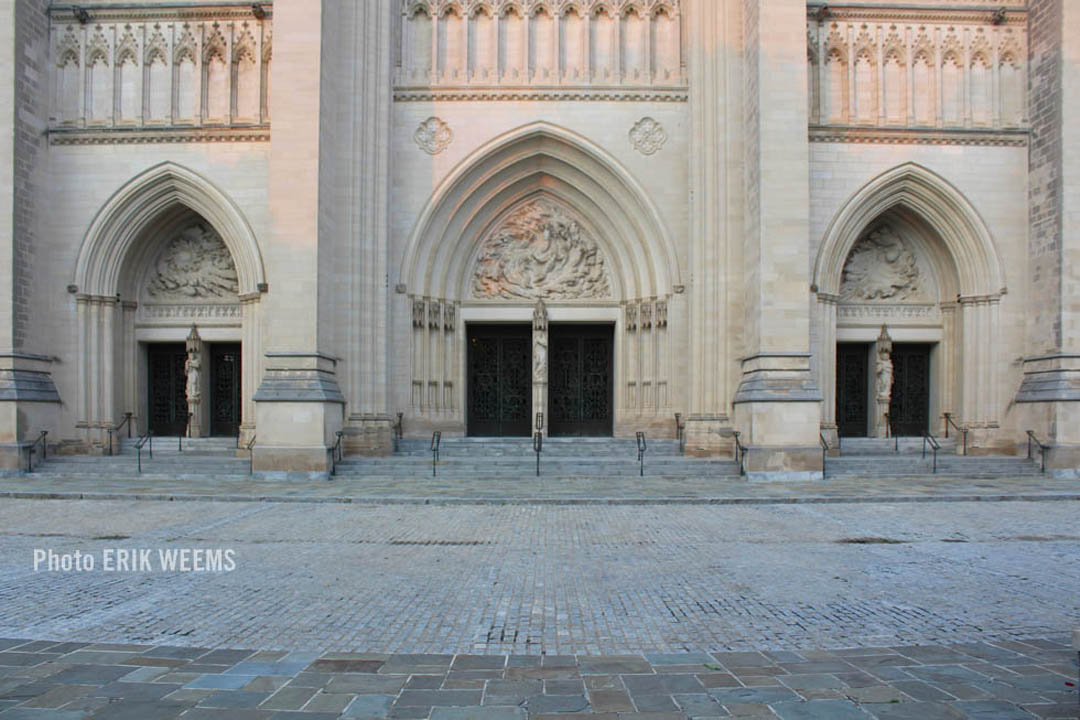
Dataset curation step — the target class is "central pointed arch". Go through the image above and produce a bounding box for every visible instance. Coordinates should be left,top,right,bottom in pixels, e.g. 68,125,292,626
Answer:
400,121,680,301
814,162,1005,298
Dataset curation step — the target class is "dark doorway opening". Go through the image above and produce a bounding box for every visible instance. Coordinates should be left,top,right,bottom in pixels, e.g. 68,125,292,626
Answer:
548,324,614,437
466,324,532,437
148,343,188,436
210,343,242,437
836,343,870,438
889,343,931,436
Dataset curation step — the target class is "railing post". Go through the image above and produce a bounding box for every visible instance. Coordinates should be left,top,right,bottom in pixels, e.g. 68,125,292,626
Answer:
126,412,133,438
534,431,542,477
636,431,646,477
137,445,142,474
107,428,114,457
1027,432,1033,460
431,431,441,477
962,428,968,456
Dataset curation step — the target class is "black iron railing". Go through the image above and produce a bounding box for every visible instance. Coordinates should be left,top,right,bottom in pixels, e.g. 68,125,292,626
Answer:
733,431,747,477
943,413,968,456
134,430,153,474
674,413,686,453
430,431,441,477
330,430,344,477
393,412,404,452
533,430,543,477
25,431,48,472
922,431,941,473
107,412,134,456
819,433,830,479
246,434,256,475
636,431,647,477
1026,430,1047,473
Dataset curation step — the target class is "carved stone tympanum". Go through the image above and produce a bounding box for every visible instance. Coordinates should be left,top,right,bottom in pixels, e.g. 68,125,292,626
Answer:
840,225,923,302
472,199,611,300
146,223,239,301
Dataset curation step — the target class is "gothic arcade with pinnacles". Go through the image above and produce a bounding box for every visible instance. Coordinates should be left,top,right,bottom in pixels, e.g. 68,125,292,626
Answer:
2,0,1078,476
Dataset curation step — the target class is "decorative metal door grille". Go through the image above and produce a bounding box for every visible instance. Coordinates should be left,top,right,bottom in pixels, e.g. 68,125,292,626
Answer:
889,343,931,436
148,343,188,436
210,343,242,437
549,324,613,437
836,343,869,437
467,325,531,436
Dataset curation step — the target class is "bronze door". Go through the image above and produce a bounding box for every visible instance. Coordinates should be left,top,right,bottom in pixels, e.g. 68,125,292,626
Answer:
889,343,931,436
467,324,532,437
210,343,242,437
548,324,614,437
148,343,188,436
836,343,869,437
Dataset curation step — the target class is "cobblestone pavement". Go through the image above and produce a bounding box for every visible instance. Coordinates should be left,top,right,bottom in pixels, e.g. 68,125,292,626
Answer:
0,638,1075,719
1,471,1079,504
1,500,1078,654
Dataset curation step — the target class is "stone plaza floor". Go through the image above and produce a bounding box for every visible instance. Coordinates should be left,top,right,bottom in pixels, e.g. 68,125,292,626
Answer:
0,493,1077,718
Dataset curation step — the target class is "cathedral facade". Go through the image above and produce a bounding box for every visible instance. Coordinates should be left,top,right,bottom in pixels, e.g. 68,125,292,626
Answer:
2,0,1078,476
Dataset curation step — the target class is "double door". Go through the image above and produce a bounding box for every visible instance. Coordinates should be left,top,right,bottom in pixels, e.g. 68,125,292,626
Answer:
147,342,241,437
835,342,931,437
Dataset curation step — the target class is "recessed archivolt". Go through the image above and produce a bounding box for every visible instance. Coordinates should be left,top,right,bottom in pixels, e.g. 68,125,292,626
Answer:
815,163,1004,301
73,162,265,300
401,122,679,302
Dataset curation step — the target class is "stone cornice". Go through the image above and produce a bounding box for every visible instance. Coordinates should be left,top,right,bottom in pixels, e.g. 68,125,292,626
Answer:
49,126,270,145
809,125,1029,147
393,86,689,103
49,2,272,23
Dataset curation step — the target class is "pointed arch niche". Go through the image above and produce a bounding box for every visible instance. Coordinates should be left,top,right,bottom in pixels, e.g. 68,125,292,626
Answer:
399,122,682,435
72,162,266,446
813,163,1005,443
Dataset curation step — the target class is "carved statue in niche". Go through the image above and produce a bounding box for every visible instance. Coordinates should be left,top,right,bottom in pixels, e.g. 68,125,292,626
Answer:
428,300,441,329
472,199,611,300
625,304,637,332
875,324,893,438
412,299,425,328
146,223,239,301
840,225,923,302
640,302,652,329
533,300,548,383
185,325,202,436
656,300,668,328
443,302,455,332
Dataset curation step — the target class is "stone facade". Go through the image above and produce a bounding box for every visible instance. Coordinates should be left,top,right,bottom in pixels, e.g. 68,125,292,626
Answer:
0,0,1077,475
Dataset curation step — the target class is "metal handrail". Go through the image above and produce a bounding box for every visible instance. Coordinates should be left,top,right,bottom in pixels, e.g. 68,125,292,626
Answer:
819,433,829,479
179,412,192,452
107,412,134,456
943,413,968,455
533,431,543,477
1026,430,1047,473
430,431,441,477
535,412,544,432
675,413,686,453
134,430,153,474
922,431,941,473
25,431,48,472
733,431,747,476
636,431,647,477
393,412,404,452
330,431,344,477
246,434,256,475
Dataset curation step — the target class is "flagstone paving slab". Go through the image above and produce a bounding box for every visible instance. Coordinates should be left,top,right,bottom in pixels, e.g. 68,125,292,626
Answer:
0,639,1070,718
